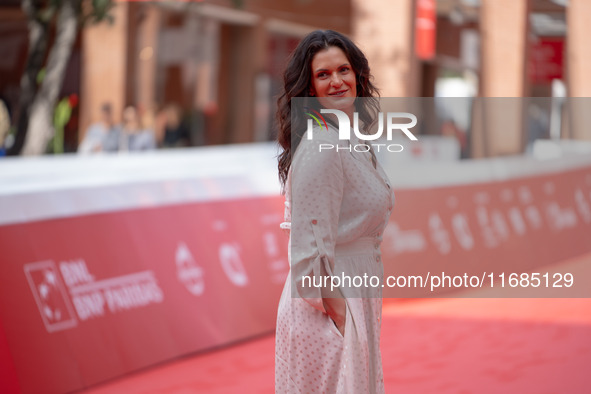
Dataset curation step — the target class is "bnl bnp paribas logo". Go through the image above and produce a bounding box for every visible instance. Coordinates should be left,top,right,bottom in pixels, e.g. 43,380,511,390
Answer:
305,108,418,152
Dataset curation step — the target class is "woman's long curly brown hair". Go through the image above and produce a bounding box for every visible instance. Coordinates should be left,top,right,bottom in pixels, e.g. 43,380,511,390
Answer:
276,30,380,191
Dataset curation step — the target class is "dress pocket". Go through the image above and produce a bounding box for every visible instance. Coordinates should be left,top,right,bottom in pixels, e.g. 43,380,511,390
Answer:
326,304,347,339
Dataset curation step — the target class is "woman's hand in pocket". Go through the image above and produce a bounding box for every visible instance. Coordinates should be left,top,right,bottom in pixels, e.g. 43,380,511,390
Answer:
323,297,346,336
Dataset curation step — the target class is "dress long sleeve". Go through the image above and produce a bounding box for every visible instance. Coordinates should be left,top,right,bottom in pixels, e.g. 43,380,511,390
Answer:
287,127,345,314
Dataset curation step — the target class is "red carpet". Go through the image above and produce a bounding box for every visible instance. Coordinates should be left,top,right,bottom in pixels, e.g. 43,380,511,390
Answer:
81,253,591,393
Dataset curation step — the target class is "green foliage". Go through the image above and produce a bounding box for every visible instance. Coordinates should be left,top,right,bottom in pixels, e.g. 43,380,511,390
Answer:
32,0,115,27
36,68,46,85
37,4,57,24
54,98,72,130
85,0,115,25
49,97,73,154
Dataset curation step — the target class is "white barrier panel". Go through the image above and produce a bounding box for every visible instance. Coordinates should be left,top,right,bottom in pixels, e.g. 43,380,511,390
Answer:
0,144,281,225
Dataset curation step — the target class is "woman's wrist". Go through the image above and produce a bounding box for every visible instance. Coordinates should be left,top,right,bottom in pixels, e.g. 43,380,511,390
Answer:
323,297,346,327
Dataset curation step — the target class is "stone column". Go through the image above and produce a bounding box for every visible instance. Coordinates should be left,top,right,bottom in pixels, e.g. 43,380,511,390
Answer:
135,4,160,112
80,2,128,137
351,0,418,97
566,0,591,140
476,0,529,157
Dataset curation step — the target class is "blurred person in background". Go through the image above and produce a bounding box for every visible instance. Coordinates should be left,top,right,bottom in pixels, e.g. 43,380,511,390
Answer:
275,30,392,393
157,103,191,148
441,119,468,159
0,97,10,156
78,102,121,154
119,105,156,152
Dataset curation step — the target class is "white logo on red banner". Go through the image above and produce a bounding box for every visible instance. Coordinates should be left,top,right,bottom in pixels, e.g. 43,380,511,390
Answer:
24,261,78,333
25,259,164,330
451,213,474,250
575,189,591,223
383,222,427,255
66,260,163,320
429,213,451,254
176,242,205,296
219,242,248,287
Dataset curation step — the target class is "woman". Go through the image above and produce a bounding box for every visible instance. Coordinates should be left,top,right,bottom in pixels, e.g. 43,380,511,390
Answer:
275,30,394,393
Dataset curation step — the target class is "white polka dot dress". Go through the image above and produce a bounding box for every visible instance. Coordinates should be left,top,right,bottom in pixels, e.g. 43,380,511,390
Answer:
276,124,394,393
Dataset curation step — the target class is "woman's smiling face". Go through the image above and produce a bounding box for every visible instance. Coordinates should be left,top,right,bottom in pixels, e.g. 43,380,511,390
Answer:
310,46,357,117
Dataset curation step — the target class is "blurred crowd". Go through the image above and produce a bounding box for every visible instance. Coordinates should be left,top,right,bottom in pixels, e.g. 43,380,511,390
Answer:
78,102,196,154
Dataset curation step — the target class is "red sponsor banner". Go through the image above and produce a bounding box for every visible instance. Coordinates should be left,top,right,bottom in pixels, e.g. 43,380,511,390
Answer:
382,166,591,297
1,163,591,392
415,0,437,60
0,197,288,393
529,37,565,84
0,321,20,393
